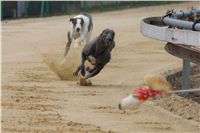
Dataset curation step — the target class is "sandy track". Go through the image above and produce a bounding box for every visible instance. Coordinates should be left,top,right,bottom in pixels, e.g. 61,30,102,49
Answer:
2,2,200,133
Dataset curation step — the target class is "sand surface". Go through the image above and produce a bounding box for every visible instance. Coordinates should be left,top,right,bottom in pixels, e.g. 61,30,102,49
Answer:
2,2,200,133
153,65,200,122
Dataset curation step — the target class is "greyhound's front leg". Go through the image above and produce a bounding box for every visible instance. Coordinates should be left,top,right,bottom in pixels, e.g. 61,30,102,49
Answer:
73,53,87,76
77,34,85,46
73,64,85,76
64,32,72,57
80,54,86,76
85,65,104,79
73,65,81,76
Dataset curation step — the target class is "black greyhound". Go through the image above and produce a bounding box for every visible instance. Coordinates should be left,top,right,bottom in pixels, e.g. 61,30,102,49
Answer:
73,29,115,79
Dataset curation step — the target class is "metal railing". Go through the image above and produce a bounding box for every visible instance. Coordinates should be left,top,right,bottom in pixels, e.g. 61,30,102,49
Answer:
162,8,200,31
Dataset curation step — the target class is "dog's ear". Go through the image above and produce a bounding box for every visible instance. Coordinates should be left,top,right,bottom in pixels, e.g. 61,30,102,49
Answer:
100,29,107,37
69,18,74,22
98,30,105,42
113,31,115,39
80,18,84,26
102,29,107,33
100,29,106,38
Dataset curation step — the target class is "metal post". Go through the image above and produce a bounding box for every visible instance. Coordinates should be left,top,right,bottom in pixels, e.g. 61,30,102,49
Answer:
99,1,104,12
24,1,29,17
1,1,3,20
46,1,50,16
40,1,45,17
17,1,24,18
64,1,68,14
115,1,119,10
82,1,88,12
182,59,190,91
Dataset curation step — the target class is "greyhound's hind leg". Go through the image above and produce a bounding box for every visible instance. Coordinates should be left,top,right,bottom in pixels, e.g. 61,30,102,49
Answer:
86,31,92,44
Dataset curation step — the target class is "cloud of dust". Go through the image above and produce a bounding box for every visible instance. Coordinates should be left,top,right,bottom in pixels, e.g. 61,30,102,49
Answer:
144,73,172,91
42,48,81,81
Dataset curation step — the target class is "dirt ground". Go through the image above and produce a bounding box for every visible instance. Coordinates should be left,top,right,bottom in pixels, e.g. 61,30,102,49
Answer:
2,2,200,133
153,65,200,122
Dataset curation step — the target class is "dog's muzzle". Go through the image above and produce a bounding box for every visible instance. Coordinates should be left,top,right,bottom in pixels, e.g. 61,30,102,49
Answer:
106,33,113,43
76,28,80,32
108,38,113,42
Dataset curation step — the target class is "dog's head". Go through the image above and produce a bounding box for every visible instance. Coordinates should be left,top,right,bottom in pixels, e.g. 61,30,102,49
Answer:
99,29,115,46
70,17,84,33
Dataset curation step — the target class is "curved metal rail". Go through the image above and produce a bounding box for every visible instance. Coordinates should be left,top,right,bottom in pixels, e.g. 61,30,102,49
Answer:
140,17,200,47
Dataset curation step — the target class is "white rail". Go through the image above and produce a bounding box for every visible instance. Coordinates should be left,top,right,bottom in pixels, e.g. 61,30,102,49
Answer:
140,17,200,47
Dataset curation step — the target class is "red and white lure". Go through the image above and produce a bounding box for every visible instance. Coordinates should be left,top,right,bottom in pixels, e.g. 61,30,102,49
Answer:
118,87,162,110
118,87,200,110
119,73,200,110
